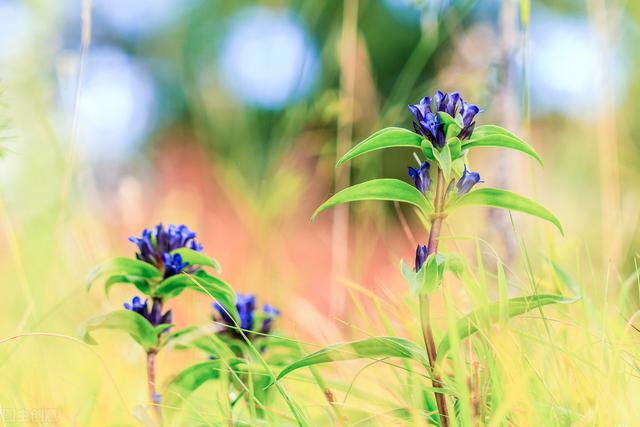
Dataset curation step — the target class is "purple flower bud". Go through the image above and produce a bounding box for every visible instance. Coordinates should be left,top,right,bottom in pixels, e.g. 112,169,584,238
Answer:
415,244,429,272
408,96,430,120
408,161,430,193
456,166,482,195
434,90,446,112
459,101,480,140
445,92,460,116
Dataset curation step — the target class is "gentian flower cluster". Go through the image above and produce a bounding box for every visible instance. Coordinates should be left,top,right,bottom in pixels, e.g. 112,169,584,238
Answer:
213,293,280,338
124,296,172,327
129,224,203,278
407,91,482,196
408,90,479,148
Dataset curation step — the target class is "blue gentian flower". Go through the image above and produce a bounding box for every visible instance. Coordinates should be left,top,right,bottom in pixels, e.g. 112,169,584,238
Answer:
458,101,480,140
162,253,188,278
408,161,430,193
129,223,202,278
213,293,280,339
415,244,428,271
409,95,445,148
124,296,172,327
408,91,479,146
236,293,257,331
456,166,482,195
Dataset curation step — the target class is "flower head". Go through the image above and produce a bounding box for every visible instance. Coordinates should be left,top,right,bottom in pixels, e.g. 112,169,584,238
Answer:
456,166,482,195
213,293,280,339
459,101,480,140
129,223,202,278
408,91,479,146
124,296,172,327
408,161,430,193
162,253,188,278
415,244,429,271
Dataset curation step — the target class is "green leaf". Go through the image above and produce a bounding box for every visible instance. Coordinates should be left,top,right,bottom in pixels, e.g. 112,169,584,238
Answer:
276,337,428,381
87,257,161,291
104,275,150,296
312,179,432,220
191,334,238,359
451,157,465,178
441,252,466,278
155,271,238,323
336,127,422,167
463,125,543,166
154,323,173,336
164,361,223,420
400,259,420,294
437,294,580,357
420,138,436,161
439,112,461,139
432,144,452,182
422,253,445,295
79,310,158,352
550,261,582,295
448,137,462,159
171,248,221,273
449,188,563,234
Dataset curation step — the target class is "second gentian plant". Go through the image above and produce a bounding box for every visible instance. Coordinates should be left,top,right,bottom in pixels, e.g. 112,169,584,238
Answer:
273,90,578,426
81,224,238,420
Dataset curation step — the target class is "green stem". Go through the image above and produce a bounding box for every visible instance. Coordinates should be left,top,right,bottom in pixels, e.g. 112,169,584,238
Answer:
147,298,163,424
420,169,449,427
146,350,162,423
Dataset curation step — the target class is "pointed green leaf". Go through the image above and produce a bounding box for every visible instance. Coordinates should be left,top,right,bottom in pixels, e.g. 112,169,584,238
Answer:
312,179,432,220
87,257,161,291
155,271,238,323
400,259,421,294
79,310,158,352
432,144,452,182
154,323,173,336
104,275,150,296
336,127,422,167
171,248,221,273
441,252,466,278
550,261,582,295
163,361,223,421
449,188,563,234
276,337,428,381
437,294,580,357
451,157,465,178
463,125,543,165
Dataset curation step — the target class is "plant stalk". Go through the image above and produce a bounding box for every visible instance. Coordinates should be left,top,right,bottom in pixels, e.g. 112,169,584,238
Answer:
147,350,162,423
147,297,163,424
420,169,449,427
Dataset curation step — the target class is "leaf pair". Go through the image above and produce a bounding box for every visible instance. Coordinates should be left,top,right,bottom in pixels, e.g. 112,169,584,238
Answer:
313,125,563,233
79,310,168,352
337,125,542,169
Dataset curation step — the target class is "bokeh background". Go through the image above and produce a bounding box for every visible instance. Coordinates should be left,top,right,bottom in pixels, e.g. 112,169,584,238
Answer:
0,0,638,424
